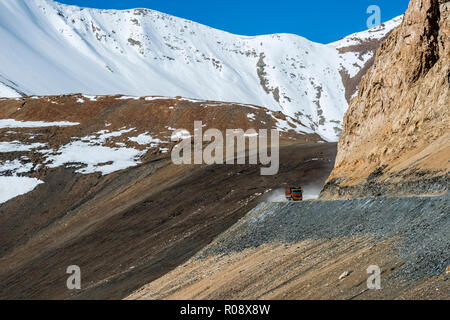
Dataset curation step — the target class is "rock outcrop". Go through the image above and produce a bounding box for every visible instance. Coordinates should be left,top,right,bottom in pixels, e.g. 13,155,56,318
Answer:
322,0,449,199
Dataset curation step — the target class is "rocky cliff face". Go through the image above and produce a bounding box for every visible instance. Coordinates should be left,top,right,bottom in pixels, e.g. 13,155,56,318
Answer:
322,0,449,199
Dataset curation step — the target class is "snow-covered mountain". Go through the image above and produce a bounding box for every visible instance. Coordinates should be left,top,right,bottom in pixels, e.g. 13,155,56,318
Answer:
330,15,404,103
0,0,402,141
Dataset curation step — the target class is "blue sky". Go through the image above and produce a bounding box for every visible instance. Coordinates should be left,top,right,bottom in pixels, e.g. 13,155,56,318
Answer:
56,0,409,43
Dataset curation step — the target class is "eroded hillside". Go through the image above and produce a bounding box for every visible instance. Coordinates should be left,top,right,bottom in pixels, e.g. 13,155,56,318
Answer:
0,95,336,299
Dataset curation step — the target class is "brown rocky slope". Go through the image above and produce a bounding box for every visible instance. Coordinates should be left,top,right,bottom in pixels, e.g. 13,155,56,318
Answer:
0,95,335,299
322,0,449,199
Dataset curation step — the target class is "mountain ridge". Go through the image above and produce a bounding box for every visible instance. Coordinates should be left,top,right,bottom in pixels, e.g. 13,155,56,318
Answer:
0,0,402,141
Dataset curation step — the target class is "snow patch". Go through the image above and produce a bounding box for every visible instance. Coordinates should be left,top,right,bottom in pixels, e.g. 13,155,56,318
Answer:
82,95,98,101
0,141,47,152
144,96,167,101
0,159,33,174
117,95,140,100
171,129,192,141
0,176,43,204
128,133,165,146
0,82,21,98
0,119,79,128
45,141,145,175
94,128,135,143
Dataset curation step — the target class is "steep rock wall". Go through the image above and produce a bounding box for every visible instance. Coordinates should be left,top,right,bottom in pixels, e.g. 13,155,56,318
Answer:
322,0,449,199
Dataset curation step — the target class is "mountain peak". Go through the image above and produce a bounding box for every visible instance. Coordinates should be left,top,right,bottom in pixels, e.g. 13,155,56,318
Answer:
0,0,402,141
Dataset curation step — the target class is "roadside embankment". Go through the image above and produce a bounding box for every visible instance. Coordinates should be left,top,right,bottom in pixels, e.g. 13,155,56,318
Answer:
128,194,450,300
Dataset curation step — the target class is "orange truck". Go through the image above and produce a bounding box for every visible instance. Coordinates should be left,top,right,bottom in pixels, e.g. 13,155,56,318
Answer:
285,187,303,201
